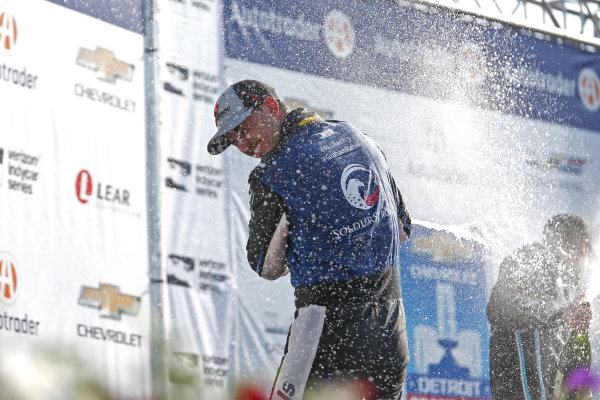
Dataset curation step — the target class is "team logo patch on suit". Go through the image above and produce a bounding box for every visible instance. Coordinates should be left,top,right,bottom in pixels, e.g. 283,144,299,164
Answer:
341,164,381,209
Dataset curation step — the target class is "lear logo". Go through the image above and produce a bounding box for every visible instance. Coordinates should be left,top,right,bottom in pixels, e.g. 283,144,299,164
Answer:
323,11,354,59
579,68,600,112
78,283,141,320
341,164,380,210
76,47,134,84
0,6,17,55
75,169,93,204
0,252,19,305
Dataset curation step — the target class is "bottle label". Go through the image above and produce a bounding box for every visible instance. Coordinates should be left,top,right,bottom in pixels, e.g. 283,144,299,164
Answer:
554,370,565,398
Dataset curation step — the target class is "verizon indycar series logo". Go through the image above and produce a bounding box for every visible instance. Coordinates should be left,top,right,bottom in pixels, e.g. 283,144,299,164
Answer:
341,164,381,209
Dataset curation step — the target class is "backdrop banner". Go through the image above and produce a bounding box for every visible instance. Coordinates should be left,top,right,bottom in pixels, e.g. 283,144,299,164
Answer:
0,0,151,398
155,0,233,398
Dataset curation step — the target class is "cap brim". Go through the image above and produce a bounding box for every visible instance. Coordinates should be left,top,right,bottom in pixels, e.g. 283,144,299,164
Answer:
207,107,253,155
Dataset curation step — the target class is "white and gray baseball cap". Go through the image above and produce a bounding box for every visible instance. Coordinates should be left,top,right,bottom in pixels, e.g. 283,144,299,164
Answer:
207,80,280,155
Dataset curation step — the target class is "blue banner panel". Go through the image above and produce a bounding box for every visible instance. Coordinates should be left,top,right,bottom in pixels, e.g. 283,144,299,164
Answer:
44,0,144,34
399,225,491,399
223,0,600,132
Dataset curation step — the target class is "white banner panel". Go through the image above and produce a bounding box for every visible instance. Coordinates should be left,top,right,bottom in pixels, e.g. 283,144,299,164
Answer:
155,0,232,398
0,0,150,398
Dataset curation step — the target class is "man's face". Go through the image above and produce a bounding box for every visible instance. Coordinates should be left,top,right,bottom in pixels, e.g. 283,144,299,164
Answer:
224,102,280,158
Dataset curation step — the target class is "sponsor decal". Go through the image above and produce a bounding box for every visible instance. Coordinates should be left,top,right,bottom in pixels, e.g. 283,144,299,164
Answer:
0,252,41,336
0,251,19,305
0,7,39,90
331,207,394,240
76,47,134,84
230,1,320,42
526,153,588,175
406,376,486,399
170,352,199,385
74,47,136,113
323,10,355,59
202,354,229,388
578,67,600,112
264,311,289,335
341,164,380,209
163,62,219,103
412,232,470,263
165,157,223,198
503,65,576,98
0,5,18,54
76,323,142,347
78,283,141,320
409,264,479,287
3,149,40,195
77,283,143,347
74,169,139,217
167,254,229,292
321,139,360,161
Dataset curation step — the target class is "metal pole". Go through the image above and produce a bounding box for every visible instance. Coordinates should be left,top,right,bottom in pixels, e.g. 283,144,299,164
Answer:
144,0,169,398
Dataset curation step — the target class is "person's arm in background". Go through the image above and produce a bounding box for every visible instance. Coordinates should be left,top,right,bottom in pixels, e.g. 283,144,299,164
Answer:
246,176,290,280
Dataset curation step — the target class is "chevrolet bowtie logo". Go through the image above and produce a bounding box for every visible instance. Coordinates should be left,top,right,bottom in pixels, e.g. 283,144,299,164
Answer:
78,283,141,320
76,47,134,83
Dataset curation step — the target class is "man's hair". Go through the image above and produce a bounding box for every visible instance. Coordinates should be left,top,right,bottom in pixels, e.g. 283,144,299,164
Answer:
543,213,591,252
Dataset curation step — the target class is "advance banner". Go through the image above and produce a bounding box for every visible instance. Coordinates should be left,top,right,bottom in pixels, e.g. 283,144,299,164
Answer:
223,0,600,132
400,224,491,400
0,0,150,399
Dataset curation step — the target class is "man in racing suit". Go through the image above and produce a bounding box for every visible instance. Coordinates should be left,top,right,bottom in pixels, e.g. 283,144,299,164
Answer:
207,80,411,399
486,213,593,400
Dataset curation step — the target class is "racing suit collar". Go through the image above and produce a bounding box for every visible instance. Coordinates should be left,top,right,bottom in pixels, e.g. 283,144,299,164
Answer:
259,108,322,164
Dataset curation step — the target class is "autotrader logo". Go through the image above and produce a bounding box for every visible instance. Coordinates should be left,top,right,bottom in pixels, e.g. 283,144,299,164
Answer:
341,164,381,210
75,169,93,204
0,252,19,305
78,283,140,320
0,6,18,54
323,10,354,59
579,68,600,112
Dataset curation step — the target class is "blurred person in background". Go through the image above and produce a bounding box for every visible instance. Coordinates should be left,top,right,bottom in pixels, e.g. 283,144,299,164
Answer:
207,80,411,400
487,213,594,400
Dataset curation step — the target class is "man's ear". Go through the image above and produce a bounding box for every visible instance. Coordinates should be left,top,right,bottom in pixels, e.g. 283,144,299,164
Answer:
262,96,280,115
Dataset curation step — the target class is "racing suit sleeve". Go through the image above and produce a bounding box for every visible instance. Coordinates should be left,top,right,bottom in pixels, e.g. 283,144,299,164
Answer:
246,177,290,279
486,247,564,330
391,176,411,242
